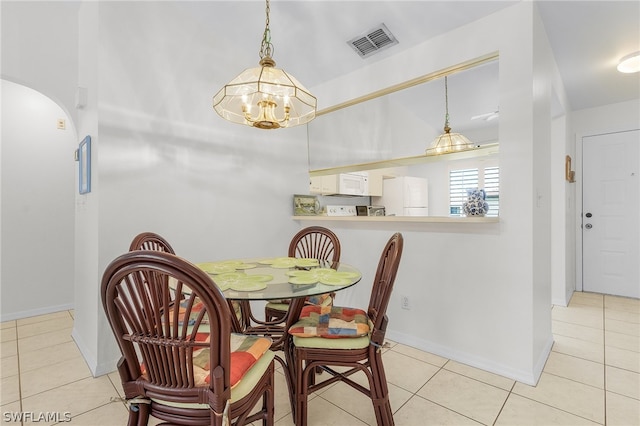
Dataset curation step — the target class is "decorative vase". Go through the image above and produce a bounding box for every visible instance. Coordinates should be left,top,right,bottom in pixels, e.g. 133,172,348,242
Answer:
462,188,489,217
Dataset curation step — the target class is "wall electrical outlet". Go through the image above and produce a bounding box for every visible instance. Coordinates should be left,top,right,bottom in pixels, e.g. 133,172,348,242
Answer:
400,295,410,310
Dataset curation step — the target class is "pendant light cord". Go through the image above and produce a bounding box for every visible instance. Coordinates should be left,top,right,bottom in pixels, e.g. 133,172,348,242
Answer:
444,76,451,132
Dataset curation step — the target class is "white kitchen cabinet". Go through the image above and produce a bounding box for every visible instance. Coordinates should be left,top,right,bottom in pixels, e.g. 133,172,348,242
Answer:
309,176,322,193
367,170,384,197
309,175,338,195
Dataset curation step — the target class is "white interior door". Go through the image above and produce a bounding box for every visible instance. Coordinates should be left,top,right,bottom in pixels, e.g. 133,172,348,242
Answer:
582,130,640,298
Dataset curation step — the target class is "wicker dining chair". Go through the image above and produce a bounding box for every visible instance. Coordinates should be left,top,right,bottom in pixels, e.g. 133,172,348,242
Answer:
129,231,175,253
287,232,403,426
264,226,341,323
101,250,275,426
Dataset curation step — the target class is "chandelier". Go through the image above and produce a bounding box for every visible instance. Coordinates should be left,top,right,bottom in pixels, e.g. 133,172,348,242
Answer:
426,76,476,155
213,0,317,129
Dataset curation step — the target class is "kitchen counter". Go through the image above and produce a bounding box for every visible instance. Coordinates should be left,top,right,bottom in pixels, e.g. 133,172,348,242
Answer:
293,215,499,223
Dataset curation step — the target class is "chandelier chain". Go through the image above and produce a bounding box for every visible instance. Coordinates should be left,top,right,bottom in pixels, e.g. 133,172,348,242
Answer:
260,0,274,59
444,76,450,130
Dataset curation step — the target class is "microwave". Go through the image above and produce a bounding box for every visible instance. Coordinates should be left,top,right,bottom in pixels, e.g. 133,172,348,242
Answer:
338,172,369,196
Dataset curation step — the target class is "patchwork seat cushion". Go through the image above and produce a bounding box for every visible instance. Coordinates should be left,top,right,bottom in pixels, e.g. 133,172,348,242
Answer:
140,333,272,389
264,301,291,312
307,294,333,306
266,293,333,314
166,298,209,325
288,305,370,338
167,297,243,324
192,333,272,388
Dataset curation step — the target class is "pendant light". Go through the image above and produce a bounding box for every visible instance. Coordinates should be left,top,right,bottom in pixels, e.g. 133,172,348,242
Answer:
213,0,317,129
617,51,640,73
426,76,476,155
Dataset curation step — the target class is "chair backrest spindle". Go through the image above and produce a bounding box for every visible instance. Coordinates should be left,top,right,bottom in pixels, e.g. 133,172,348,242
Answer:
288,226,341,266
129,232,175,254
367,233,404,340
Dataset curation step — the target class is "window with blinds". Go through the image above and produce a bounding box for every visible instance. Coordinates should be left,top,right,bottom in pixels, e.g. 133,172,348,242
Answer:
483,167,500,217
449,167,499,217
449,168,479,216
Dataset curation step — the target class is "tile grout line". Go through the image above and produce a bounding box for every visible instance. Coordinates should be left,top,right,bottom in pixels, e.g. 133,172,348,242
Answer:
602,298,608,426
507,392,608,425
490,380,517,426
540,369,605,392
13,310,87,415
15,309,124,424
387,358,450,422
14,320,24,426
493,342,606,425
552,317,605,332
549,347,604,366
407,359,511,426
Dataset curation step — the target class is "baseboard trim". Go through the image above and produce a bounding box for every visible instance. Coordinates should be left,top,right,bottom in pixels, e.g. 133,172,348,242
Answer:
552,297,569,307
386,329,550,386
71,327,118,377
532,335,554,385
0,303,74,322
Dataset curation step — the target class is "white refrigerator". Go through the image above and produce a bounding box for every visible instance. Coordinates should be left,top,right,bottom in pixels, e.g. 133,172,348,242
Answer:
372,176,428,216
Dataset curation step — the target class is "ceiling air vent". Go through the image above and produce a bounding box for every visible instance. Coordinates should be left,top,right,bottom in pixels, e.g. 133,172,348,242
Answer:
347,23,398,58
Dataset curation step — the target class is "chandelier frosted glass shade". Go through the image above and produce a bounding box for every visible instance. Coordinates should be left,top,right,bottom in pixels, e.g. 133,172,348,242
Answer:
425,126,476,156
426,75,476,156
213,58,317,129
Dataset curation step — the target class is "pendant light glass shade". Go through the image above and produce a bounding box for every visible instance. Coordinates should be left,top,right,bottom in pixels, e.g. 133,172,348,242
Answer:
213,57,316,129
427,127,475,155
426,76,475,156
213,0,316,129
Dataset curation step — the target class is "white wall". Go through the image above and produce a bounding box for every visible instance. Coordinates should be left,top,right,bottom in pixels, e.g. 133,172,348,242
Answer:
0,1,80,126
572,99,640,137
0,80,77,320
73,0,102,375
551,113,574,306
1,0,81,321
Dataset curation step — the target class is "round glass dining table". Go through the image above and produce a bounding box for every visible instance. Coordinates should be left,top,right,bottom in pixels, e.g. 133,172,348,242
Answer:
196,257,362,302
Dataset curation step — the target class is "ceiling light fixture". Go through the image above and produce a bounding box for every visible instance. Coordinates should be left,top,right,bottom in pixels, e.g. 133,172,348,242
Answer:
617,51,640,73
426,76,476,156
213,0,316,129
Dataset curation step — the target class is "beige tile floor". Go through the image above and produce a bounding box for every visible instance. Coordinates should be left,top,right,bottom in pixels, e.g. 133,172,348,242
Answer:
1,292,638,425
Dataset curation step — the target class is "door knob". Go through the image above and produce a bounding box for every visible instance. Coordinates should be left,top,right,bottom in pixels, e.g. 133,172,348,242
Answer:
586,212,592,218
585,223,593,229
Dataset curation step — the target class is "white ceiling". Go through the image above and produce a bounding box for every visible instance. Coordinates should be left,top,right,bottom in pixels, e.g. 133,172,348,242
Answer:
536,0,640,111
202,0,638,117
